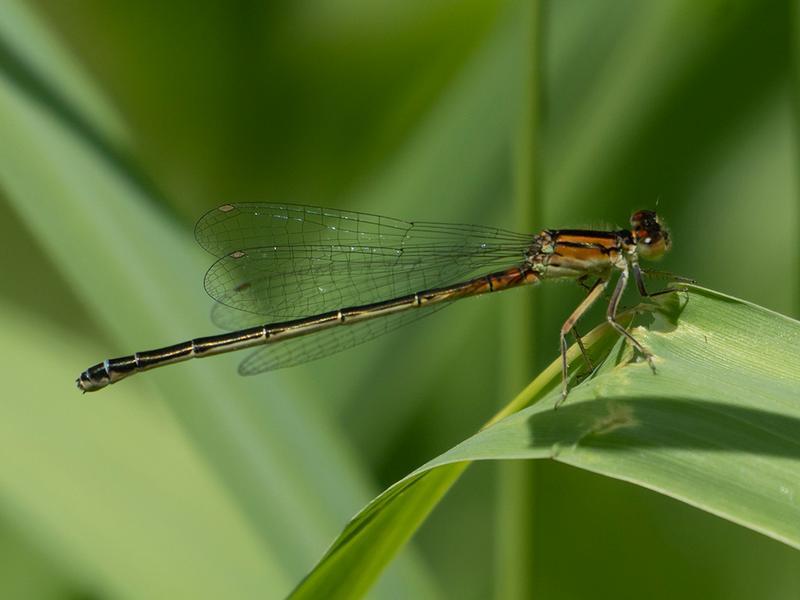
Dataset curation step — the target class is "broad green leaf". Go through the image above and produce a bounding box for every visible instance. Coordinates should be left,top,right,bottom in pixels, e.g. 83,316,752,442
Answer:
292,287,800,598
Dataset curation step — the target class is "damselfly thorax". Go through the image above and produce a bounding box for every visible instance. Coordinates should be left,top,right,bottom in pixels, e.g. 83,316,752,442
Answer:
77,205,673,404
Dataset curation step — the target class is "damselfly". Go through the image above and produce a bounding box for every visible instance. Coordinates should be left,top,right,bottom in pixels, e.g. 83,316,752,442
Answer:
76,204,673,402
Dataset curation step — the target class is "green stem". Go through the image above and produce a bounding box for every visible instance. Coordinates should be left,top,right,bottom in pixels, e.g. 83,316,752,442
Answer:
495,0,542,597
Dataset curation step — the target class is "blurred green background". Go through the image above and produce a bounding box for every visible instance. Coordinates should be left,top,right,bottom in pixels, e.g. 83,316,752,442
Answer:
0,0,798,598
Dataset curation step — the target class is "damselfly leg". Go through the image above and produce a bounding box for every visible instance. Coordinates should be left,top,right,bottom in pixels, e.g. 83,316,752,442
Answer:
634,264,695,298
607,264,656,373
570,324,594,372
558,277,608,406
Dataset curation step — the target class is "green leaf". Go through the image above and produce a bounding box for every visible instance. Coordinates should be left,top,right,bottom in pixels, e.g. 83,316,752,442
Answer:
292,287,800,597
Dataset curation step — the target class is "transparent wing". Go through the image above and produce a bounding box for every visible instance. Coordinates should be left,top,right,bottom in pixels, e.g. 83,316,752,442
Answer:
196,203,533,319
238,303,449,375
194,202,531,257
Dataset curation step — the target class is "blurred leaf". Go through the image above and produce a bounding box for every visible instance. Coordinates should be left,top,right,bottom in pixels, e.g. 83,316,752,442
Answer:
292,287,800,597
29,0,509,208
0,0,128,144
0,301,287,598
545,0,791,219
0,6,438,598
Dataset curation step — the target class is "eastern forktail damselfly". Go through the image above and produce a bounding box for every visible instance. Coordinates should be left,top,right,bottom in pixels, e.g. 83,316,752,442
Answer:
77,204,673,402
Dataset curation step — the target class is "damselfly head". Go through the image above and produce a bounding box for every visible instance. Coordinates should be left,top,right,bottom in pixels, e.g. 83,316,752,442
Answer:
630,210,671,260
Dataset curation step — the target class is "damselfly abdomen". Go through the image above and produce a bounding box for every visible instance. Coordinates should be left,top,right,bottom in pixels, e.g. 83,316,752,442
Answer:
76,204,672,402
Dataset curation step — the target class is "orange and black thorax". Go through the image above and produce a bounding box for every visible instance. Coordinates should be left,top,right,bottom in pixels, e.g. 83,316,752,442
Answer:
525,228,634,279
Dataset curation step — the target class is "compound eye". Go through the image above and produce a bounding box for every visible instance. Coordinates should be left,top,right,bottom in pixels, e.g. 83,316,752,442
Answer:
630,209,657,229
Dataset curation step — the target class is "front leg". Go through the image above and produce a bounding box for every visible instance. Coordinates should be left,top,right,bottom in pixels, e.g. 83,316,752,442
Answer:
607,265,656,373
633,262,695,298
